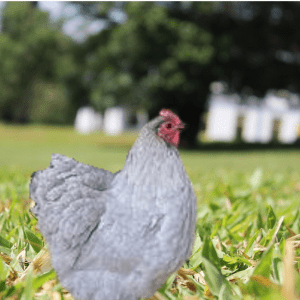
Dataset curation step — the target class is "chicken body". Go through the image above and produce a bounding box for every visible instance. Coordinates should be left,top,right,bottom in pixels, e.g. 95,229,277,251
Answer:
30,113,197,300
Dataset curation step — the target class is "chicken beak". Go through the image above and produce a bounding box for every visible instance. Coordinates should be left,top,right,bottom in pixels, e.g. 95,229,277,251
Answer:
178,122,186,131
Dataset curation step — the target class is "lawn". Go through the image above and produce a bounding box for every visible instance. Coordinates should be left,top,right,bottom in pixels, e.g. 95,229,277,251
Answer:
0,124,300,299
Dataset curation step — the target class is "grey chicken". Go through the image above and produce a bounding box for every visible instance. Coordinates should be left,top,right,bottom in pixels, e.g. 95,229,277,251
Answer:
29,109,197,300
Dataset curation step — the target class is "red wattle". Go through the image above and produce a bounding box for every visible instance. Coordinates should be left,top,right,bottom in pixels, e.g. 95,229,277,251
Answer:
172,131,180,147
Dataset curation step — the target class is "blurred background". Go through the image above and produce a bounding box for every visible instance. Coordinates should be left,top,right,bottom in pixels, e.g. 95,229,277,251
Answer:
2,4,300,299
1,1,300,171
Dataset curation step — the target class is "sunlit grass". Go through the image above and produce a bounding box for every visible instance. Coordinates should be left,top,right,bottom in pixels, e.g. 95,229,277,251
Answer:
0,123,299,174
0,123,138,173
0,124,300,299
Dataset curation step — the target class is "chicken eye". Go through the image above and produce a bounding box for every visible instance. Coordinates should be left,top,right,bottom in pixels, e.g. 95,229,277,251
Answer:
165,123,173,129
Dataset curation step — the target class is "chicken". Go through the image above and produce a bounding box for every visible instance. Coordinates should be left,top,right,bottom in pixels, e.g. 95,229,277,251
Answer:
29,108,197,300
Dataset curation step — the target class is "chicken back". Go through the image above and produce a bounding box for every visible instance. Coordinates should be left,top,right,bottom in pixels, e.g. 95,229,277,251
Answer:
30,109,197,300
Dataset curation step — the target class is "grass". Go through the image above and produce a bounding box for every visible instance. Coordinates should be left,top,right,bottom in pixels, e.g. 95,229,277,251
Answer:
0,123,300,299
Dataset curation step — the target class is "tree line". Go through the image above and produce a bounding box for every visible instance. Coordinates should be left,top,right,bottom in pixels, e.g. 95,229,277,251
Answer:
1,2,300,146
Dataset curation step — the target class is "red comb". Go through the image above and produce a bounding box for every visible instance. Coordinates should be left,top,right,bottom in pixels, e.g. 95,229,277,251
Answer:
159,109,182,126
159,109,178,120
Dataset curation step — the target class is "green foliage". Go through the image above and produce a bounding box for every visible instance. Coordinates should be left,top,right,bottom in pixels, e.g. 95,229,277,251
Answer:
29,81,72,124
0,2,78,123
267,206,277,230
23,228,43,254
82,2,216,113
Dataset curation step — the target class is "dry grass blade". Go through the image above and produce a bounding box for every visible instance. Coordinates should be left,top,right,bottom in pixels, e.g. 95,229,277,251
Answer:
287,234,300,242
204,285,214,298
42,280,56,292
14,250,52,285
152,291,167,300
285,226,297,237
32,251,52,274
242,252,257,267
176,268,198,292
35,279,60,300
250,275,281,291
0,252,12,265
50,291,61,300
183,296,200,300
177,268,197,279
282,241,295,300
193,272,206,285
5,269,18,287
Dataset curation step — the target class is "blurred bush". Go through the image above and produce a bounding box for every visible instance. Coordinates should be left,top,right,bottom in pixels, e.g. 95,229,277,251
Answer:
29,81,72,124
0,2,78,124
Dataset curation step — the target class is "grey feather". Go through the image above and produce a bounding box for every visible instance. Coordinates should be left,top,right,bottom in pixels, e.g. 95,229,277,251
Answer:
29,116,197,300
